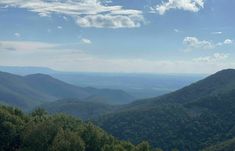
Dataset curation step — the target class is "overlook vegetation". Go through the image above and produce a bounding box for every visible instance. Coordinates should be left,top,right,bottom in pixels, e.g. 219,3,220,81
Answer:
0,105,156,151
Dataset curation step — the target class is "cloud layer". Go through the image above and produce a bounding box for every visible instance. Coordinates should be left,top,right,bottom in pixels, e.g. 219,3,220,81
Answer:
0,0,144,29
193,53,229,63
151,0,204,15
81,38,92,44
0,40,233,74
183,37,233,51
183,37,214,50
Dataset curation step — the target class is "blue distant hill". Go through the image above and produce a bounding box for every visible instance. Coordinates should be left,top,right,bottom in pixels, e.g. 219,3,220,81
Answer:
0,66,206,99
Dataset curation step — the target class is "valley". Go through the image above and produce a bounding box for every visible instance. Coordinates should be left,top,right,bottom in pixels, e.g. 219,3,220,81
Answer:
1,69,235,151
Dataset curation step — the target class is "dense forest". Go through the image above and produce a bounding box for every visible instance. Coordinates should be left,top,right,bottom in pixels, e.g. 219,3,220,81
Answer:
202,138,235,151
0,105,156,151
97,69,235,150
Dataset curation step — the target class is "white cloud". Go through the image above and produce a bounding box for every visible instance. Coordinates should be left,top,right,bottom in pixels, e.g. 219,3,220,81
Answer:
81,38,92,44
193,53,229,63
76,14,143,29
151,0,204,15
0,0,144,29
14,32,21,37
0,41,57,51
183,37,234,51
224,39,233,45
57,26,63,29
183,37,214,50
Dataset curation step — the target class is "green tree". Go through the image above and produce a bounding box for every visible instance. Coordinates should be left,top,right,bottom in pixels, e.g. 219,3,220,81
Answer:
135,141,151,151
50,128,85,151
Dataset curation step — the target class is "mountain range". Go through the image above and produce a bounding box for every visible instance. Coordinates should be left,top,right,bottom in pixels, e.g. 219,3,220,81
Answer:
0,66,204,99
1,69,235,150
0,71,134,110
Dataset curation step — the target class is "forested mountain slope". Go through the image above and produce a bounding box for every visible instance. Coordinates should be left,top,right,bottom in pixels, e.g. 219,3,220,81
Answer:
98,69,235,151
202,138,235,151
129,69,235,109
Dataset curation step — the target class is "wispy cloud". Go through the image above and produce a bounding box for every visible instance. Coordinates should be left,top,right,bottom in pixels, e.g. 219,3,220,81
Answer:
81,38,92,44
193,53,229,63
57,26,63,30
183,37,233,51
0,41,57,51
14,32,21,38
183,37,214,50
76,14,144,29
151,0,204,15
211,31,223,35
0,0,144,29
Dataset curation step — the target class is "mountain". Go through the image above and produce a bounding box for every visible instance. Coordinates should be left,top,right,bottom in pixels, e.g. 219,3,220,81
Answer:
0,71,134,110
0,105,156,151
83,87,134,104
98,69,235,151
0,66,204,99
125,69,235,109
0,66,56,75
41,98,118,120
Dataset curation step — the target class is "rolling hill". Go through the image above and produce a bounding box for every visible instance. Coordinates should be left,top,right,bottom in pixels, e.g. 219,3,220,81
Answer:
0,71,134,110
98,69,235,151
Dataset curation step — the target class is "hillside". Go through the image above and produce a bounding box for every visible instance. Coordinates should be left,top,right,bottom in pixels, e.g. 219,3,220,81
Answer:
98,69,235,151
123,69,235,110
0,71,134,110
0,66,56,75
0,105,156,151
41,98,118,120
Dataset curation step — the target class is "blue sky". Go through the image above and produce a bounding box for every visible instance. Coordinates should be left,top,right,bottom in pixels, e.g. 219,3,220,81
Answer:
0,0,234,74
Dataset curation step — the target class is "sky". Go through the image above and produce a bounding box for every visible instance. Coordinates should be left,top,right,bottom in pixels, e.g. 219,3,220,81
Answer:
0,0,234,74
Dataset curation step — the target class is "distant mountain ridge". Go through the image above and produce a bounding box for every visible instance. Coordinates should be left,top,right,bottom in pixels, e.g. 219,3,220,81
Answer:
0,66,56,75
0,71,134,110
126,69,235,109
0,65,204,99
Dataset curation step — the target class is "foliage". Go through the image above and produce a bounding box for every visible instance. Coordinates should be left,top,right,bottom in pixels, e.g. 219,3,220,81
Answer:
0,105,158,151
201,137,235,151
98,90,235,150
